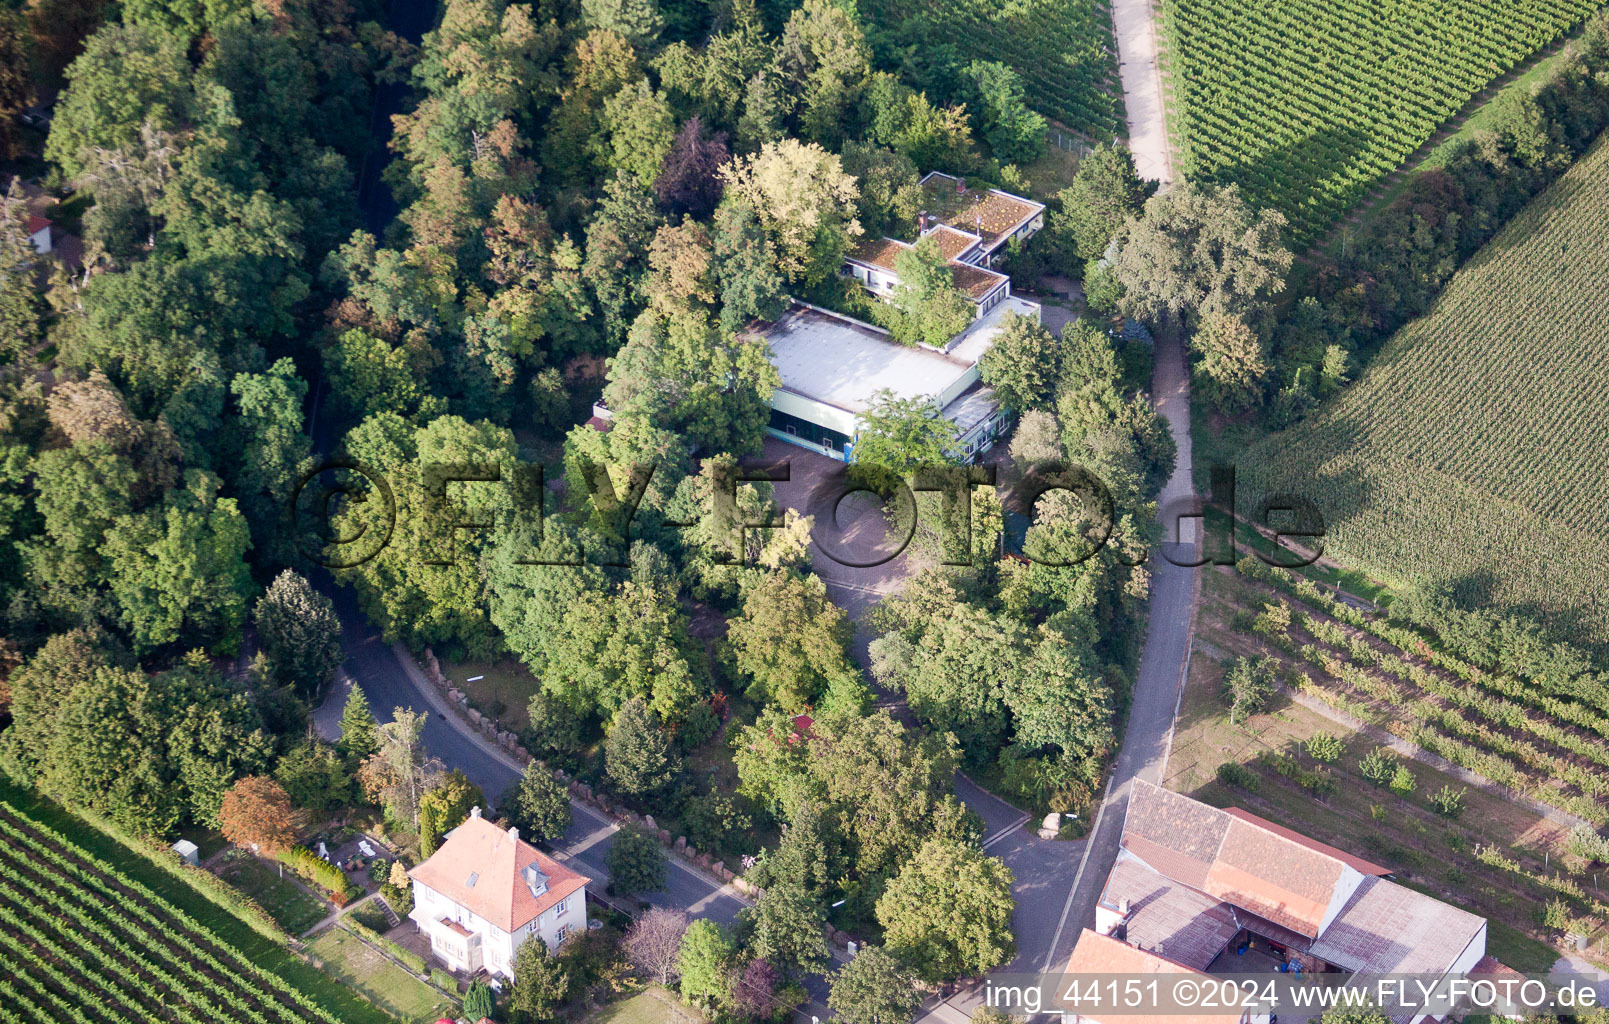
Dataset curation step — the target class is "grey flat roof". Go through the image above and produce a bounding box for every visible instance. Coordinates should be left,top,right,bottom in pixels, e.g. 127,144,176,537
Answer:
1309,875,1485,977
947,295,1042,363
942,381,999,436
758,305,976,415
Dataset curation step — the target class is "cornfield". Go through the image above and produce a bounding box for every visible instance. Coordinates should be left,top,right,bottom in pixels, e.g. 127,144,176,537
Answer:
1241,134,1609,643
860,0,1124,139
1163,0,1607,243
0,799,344,1024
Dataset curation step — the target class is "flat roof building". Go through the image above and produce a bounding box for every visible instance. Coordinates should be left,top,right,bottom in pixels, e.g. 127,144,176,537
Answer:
754,298,1036,462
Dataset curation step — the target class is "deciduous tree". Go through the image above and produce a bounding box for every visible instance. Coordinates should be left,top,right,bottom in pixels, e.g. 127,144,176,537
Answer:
828,945,922,1024
624,907,689,985
605,696,677,795
219,776,296,855
876,838,1015,982
607,824,668,894
504,763,573,842
725,571,857,713
418,769,485,857
879,237,973,347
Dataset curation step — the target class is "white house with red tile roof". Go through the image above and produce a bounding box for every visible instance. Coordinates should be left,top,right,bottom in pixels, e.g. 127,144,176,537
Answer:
408,807,590,979
26,215,51,254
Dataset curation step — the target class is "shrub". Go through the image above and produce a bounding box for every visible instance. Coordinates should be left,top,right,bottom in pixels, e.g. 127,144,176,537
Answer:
1216,762,1260,791
1369,803,1387,821
679,793,753,858
1305,732,1344,763
1540,896,1573,932
277,845,357,902
1359,747,1396,786
1388,763,1417,795
1308,766,1337,800
1430,785,1466,818
464,980,495,1020
1568,823,1609,864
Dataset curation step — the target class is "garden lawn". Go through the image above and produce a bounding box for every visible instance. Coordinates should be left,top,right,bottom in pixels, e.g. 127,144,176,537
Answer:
587,986,704,1024
306,927,457,1021
215,850,329,935
443,657,542,734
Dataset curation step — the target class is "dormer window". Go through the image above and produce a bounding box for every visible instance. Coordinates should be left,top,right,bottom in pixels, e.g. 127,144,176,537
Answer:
522,864,548,898
466,872,478,888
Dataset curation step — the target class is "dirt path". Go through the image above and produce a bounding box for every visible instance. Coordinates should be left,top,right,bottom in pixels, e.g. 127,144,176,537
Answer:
1111,0,1174,184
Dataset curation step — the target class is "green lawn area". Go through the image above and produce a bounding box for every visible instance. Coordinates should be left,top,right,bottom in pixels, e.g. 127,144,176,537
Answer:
177,823,229,860
587,986,703,1024
215,849,330,935
306,926,457,1022
0,781,400,1024
443,657,542,734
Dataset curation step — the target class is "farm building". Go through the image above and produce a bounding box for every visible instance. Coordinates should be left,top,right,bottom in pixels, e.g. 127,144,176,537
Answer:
1058,929,1251,1024
1085,781,1492,1024
408,807,590,980
752,300,1032,462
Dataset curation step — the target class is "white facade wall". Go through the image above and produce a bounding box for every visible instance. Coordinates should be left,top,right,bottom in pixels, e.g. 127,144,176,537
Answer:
410,881,589,980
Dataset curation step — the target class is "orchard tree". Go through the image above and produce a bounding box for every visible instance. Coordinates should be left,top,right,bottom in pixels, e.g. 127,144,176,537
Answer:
504,762,573,842
1108,181,1291,326
828,945,922,1024
418,770,485,857
978,312,1062,411
253,571,342,698
880,237,973,347
624,907,689,985
219,776,296,855
725,571,857,713
1052,144,1146,267
876,838,1015,982
605,696,677,795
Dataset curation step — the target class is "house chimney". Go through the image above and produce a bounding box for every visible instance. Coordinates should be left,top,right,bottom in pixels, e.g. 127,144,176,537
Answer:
1118,898,1130,916
918,210,928,232
956,177,966,193
508,826,520,841
470,805,482,819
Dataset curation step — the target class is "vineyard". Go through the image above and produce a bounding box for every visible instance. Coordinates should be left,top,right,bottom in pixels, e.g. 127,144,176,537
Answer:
1240,134,1609,641
1162,0,1607,243
0,797,363,1024
1232,561,1609,826
859,0,1123,139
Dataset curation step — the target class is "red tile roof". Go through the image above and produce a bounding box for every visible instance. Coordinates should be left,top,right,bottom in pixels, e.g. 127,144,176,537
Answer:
1223,807,1391,876
409,812,589,933
1060,930,1246,1024
26,215,49,234
1099,853,1238,970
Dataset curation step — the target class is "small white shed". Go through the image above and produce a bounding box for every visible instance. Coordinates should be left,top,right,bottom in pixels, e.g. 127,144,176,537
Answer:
171,839,200,867
27,215,51,254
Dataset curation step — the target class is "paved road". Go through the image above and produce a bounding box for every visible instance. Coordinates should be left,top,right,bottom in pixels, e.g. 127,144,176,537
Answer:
311,589,749,928
1112,0,1175,184
1039,324,1200,972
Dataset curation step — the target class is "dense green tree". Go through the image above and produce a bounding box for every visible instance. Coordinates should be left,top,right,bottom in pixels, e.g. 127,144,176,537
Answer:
45,23,192,180
719,139,860,284
323,329,434,426
607,824,668,894
336,686,380,767
778,0,869,145
253,571,342,698
828,945,922,1024
504,763,574,842
748,881,829,974
877,838,1015,982
725,571,857,712
758,800,840,897
878,237,974,346
1109,181,1292,326
961,61,1045,166
713,200,787,333
677,920,736,1010
584,171,663,345
224,359,312,562
599,78,676,184
606,696,678,795
418,769,486,856
852,389,959,475
0,628,121,786
581,0,663,48
1190,311,1270,414
0,182,42,360
463,980,496,1021
103,474,255,655
1052,144,1146,268
511,934,571,1023
978,312,1062,411
840,140,922,239
274,740,354,812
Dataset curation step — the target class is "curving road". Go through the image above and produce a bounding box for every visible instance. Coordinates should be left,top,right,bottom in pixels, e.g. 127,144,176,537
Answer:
1039,323,1201,972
